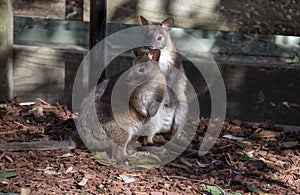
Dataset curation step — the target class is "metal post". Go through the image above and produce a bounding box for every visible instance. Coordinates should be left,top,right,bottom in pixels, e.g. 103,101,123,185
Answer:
89,0,106,49
89,0,107,88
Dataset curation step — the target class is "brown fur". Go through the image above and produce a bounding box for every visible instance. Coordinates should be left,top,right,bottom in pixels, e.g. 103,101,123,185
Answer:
139,16,189,140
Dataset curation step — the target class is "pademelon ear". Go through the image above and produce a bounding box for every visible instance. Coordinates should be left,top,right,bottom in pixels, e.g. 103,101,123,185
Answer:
161,18,174,31
140,15,152,25
148,49,160,61
132,47,142,57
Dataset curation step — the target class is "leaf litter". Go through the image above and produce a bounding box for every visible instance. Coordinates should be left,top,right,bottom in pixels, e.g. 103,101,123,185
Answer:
0,101,299,194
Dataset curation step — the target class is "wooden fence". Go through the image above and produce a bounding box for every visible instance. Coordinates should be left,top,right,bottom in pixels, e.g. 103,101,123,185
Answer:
1,0,300,125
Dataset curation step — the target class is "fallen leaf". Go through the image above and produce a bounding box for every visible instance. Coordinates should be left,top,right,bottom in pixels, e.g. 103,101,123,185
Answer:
94,159,110,166
246,151,254,158
180,158,193,168
203,184,223,195
98,184,107,193
119,174,136,184
0,178,9,185
44,170,60,176
78,177,88,186
0,104,7,109
59,153,74,158
251,130,281,139
293,56,299,63
223,135,245,141
169,163,189,170
235,141,251,148
279,141,299,148
196,160,209,168
0,192,19,195
247,185,260,194
128,151,161,169
92,152,110,160
0,172,18,179
19,102,35,106
20,188,31,195
65,166,74,174
92,152,110,166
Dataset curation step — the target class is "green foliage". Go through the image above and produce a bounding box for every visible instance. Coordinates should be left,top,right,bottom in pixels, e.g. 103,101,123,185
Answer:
203,184,222,195
0,172,17,179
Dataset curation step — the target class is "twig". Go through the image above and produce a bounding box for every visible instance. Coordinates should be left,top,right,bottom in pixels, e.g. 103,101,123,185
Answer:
19,102,35,106
285,166,300,173
162,175,203,182
0,151,6,159
0,130,19,135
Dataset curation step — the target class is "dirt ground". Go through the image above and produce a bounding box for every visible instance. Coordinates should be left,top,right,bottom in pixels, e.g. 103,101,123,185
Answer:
0,100,299,194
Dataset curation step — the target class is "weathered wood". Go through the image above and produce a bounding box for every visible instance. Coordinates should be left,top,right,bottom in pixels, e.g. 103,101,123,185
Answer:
13,16,299,60
12,0,300,35
14,17,89,49
13,46,85,104
102,54,300,126
105,0,300,35
64,50,86,108
83,0,90,22
13,17,299,60
106,0,233,31
0,0,13,101
189,56,300,126
11,44,300,125
13,0,66,20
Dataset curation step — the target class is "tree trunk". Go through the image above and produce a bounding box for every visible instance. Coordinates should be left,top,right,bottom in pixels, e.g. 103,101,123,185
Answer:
0,0,13,101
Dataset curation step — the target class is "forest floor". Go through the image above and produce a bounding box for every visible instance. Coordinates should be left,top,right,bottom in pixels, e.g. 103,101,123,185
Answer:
0,100,299,194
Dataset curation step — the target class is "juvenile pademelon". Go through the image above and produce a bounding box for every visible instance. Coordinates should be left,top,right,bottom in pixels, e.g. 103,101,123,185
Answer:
78,48,166,161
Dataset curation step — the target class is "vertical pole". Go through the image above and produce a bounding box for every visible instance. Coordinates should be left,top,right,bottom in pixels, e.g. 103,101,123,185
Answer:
90,0,106,49
0,0,13,101
89,0,106,88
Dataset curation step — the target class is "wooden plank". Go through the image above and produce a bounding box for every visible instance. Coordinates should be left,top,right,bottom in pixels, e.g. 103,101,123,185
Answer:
103,54,300,126
64,50,86,108
105,0,300,35
12,0,300,35
189,58,300,126
11,44,300,125
13,18,298,59
0,0,13,101
13,45,85,104
83,0,90,22
14,17,89,50
106,0,233,31
13,0,66,20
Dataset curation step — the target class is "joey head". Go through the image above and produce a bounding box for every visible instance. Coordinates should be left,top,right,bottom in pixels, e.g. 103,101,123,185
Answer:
127,48,166,118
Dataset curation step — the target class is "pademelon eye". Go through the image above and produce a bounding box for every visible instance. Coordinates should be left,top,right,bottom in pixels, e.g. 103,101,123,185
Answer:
138,67,145,73
157,35,162,41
